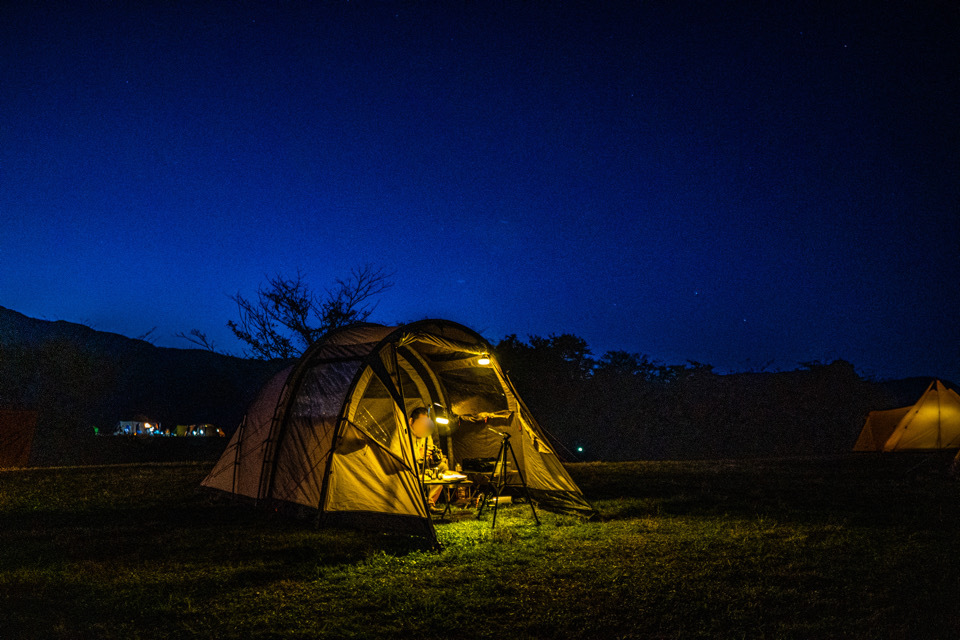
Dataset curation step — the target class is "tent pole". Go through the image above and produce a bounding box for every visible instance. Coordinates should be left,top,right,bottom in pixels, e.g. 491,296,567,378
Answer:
314,417,345,529
937,382,942,449
231,417,245,500
258,372,300,506
316,359,389,529
392,344,440,548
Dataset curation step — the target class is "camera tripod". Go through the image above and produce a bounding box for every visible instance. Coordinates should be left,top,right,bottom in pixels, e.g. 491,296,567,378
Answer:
477,430,540,528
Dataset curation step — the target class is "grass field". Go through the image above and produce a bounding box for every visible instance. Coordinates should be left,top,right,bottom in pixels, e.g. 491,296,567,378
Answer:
2,455,959,639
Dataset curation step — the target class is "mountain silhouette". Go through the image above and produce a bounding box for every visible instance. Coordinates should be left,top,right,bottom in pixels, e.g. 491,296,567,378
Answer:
0,305,288,464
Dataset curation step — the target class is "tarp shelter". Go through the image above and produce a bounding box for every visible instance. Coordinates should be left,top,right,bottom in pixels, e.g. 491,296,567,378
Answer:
853,380,960,451
0,409,38,467
202,320,595,542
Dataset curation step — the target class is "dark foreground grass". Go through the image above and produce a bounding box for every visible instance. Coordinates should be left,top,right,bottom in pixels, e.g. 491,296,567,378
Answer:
2,455,959,639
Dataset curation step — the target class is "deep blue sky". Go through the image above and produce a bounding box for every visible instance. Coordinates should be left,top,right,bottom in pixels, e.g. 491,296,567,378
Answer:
2,1,957,382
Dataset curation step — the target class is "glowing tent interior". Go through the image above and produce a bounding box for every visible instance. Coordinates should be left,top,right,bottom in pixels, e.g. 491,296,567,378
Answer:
201,320,594,541
853,380,960,451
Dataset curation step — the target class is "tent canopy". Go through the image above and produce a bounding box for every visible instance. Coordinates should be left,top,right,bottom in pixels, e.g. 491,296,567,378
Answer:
853,380,960,451
202,320,594,541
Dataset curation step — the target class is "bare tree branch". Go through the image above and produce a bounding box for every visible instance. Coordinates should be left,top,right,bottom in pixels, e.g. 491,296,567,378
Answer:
226,265,393,359
320,264,393,331
135,327,158,344
174,329,220,353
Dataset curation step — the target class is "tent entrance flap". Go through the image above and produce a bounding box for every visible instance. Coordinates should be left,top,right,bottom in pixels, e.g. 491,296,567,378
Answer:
325,422,426,517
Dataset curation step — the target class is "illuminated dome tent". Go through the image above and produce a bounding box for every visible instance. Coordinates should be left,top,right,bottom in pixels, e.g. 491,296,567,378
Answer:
853,380,960,451
202,320,594,540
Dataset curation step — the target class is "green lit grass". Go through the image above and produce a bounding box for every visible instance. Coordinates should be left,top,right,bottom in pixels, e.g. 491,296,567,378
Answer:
1,455,959,639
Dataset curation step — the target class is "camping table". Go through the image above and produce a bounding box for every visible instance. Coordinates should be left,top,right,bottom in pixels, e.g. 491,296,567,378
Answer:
422,478,473,520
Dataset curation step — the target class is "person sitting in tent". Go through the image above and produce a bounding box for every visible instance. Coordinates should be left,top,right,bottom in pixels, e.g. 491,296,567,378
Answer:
409,406,446,509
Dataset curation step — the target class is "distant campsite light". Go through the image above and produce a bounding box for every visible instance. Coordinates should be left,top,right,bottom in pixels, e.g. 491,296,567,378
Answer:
577,446,584,453
477,353,491,366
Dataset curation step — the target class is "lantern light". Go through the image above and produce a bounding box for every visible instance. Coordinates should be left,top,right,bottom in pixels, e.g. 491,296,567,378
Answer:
431,403,450,425
478,353,491,366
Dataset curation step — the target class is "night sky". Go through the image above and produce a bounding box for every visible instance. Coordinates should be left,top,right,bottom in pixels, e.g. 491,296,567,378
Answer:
2,2,957,382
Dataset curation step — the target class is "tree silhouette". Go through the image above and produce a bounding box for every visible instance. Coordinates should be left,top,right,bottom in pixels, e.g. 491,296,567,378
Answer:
226,265,392,359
